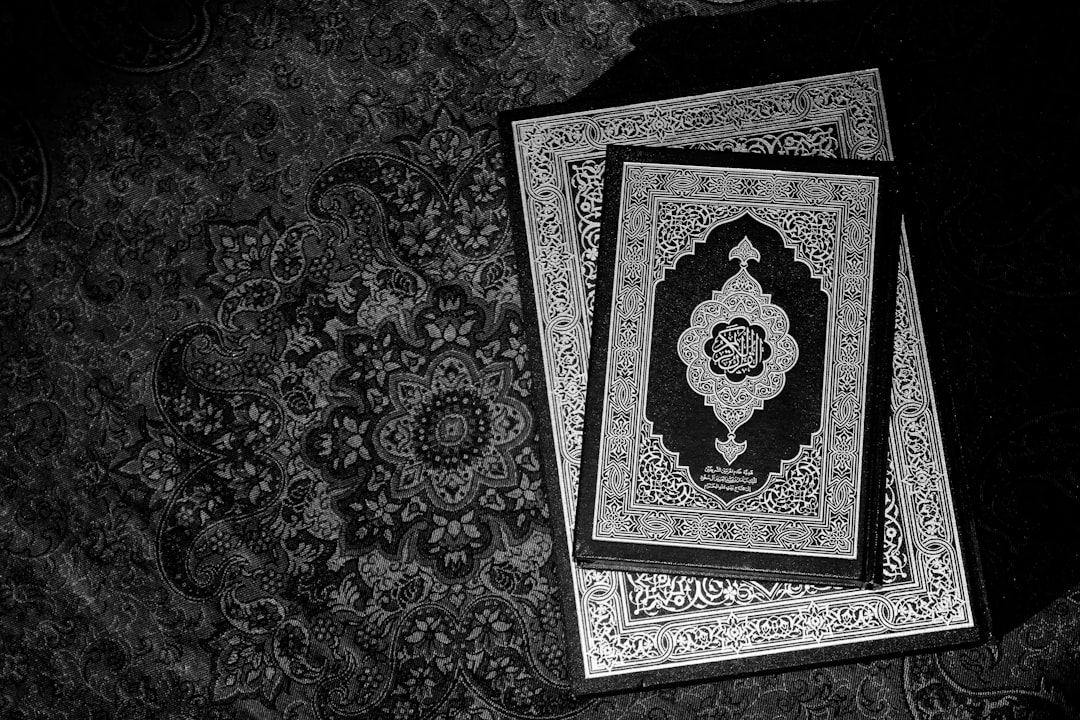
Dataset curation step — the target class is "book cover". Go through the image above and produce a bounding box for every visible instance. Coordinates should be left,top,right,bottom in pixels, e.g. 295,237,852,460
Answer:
574,146,900,586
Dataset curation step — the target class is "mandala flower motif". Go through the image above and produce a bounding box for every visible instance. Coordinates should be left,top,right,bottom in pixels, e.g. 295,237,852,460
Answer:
138,436,183,492
375,350,530,511
305,405,373,478
421,510,489,576
465,604,513,650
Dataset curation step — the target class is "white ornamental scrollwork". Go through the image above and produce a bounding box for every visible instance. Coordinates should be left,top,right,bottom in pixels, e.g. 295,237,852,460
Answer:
677,237,799,465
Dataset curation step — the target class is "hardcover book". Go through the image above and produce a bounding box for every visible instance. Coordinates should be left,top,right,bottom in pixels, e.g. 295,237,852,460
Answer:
574,147,900,586
500,69,986,695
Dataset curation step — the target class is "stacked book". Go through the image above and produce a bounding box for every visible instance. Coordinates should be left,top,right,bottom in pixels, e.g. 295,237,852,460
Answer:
500,69,988,695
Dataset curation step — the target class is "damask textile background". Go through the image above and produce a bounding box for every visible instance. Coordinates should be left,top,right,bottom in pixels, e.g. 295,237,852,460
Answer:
0,1,1077,719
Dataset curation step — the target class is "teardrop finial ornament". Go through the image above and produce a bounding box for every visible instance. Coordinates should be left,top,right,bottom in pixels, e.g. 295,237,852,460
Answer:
677,237,799,466
728,235,760,266
715,435,748,465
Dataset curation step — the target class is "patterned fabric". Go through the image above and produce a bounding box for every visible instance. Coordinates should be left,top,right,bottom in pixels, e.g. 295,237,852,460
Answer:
0,1,1077,719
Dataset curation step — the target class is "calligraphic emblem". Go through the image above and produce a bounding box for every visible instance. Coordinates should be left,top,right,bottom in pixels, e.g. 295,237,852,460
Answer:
677,237,799,465
705,318,770,380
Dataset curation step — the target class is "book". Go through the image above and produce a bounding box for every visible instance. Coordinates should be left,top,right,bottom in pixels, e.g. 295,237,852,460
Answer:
573,146,900,586
500,69,986,695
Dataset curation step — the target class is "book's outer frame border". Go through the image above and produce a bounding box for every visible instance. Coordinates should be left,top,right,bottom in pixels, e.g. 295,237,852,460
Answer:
498,68,989,696
572,146,900,587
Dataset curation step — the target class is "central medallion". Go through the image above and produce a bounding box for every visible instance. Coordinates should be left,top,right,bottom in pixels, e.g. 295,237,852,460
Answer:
677,236,799,465
704,317,771,380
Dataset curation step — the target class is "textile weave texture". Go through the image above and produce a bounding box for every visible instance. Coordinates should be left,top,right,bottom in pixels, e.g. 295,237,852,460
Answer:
0,1,1077,718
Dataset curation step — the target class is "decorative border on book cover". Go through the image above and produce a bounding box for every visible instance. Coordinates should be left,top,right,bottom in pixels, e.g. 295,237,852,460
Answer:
507,70,975,683
592,164,881,558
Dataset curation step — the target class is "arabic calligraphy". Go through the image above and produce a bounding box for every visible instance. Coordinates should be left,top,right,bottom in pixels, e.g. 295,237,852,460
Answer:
705,318,770,380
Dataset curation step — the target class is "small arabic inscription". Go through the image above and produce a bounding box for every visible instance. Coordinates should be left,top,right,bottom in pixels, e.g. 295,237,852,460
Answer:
700,465,758,494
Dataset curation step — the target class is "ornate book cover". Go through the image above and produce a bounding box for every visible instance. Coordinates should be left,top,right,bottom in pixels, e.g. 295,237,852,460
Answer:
574,147,900,586
499,69,986,695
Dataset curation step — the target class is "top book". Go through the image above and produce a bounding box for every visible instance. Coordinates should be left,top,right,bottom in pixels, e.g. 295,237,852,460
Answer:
573,145,901,586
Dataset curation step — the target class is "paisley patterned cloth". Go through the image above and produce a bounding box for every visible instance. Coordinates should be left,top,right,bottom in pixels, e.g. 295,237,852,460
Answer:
0,1,1077,718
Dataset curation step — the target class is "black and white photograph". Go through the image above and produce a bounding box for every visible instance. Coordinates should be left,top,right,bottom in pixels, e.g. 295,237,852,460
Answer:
0,0,1076,717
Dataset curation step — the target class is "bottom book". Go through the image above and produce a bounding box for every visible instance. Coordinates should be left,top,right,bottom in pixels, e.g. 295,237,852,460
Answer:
502,68,987,695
